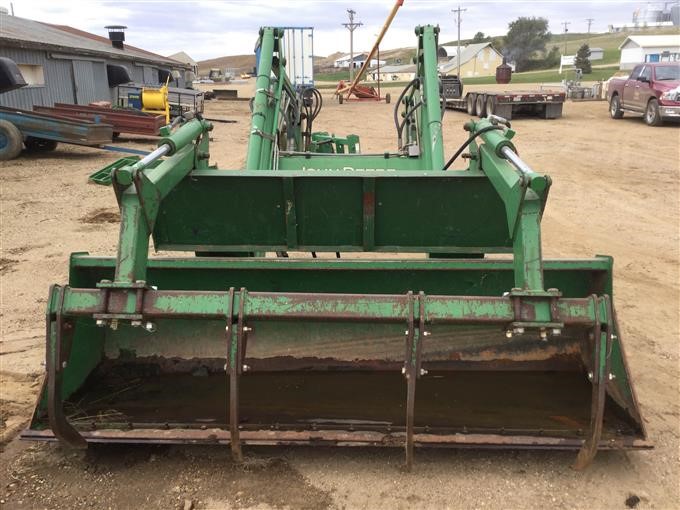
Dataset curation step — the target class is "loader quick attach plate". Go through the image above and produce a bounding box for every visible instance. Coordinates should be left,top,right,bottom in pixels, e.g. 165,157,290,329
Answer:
24,255,648,458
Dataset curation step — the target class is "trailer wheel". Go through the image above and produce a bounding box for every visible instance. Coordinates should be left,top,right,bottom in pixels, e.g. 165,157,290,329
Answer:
486,96,497,116
466,94,476,116
24,137,58,152
385,93,391,104
338,94,344,105
0,120,23,161
475,94,487,118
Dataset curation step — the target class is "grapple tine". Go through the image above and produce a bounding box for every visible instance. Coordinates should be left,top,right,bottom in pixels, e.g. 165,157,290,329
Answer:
47,285,87,449
574,295,613,470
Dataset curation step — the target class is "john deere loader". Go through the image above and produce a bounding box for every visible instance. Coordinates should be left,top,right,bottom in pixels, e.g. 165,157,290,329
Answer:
22,26,648,469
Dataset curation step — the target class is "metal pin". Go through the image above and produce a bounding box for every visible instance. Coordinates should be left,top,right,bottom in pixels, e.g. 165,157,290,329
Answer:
243,326,253,332
422,331,431,337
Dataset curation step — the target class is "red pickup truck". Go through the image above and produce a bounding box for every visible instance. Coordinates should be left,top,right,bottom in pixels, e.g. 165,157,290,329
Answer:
607,62,680,126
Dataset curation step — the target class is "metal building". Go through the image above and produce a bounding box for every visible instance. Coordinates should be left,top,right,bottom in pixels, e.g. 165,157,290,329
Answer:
0,13,189,110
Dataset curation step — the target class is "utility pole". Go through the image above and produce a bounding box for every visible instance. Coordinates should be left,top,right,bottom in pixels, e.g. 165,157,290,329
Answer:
343,9,363,82
561,21,571,55
452,5,467,79
585,18,594,42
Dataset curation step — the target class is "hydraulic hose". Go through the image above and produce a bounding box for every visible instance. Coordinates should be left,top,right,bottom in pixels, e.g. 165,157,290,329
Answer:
443,125,504,170
393,78,420,147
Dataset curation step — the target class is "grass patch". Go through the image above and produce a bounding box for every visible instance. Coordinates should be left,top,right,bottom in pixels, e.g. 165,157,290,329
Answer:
460,65,619,85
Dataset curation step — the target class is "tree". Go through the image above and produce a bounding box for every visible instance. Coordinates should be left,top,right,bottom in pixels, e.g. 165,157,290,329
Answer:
503,17,551,72
472,31,487,43
574,43,592,74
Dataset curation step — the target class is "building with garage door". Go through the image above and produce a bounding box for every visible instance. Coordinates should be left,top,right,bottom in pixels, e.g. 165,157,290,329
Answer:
618,34,680,69
0,12,190,110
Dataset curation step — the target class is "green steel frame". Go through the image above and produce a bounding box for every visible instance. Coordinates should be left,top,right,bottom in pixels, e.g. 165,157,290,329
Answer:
24,25,646,470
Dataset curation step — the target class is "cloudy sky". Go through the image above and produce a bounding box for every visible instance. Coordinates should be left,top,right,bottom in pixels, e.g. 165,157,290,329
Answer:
5,0,649,60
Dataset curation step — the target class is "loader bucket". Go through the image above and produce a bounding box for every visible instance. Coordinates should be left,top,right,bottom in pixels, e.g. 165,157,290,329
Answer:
23,25,648,470
25,254,646,457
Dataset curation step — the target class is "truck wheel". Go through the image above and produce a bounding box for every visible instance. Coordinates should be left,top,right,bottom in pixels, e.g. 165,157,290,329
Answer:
0,120,23,161
338,94,343,105
24,137,58,152
609,94,624,119
475,94,487,117
385,93,391,104
466,94,476,116
486,96,497,116
644,98,662,126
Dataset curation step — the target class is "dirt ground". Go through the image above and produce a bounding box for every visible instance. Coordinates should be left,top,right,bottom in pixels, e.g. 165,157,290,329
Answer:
1,83,679,509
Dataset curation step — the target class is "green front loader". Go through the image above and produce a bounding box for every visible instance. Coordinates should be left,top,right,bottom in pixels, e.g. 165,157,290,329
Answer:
23,26,647,469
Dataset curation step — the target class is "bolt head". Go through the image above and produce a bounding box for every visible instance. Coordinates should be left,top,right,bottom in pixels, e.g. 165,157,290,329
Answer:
144,322,156,333
513,327,525,335
587,371,593,381
243,326,253,332
420,368,428,376
61,361,68,369
608,373,616,381
95,319,106,328
131,320,142,327
423,331,431,337
552,328,562,336
401,366,406,375
539,329,548,340
242,364,250,372
505,330,513,339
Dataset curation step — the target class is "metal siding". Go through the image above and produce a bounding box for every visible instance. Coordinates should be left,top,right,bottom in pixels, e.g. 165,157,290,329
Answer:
72,60,97,104
143,66,157,85
0,47,76,109
283,28,314,88
91,62,110,102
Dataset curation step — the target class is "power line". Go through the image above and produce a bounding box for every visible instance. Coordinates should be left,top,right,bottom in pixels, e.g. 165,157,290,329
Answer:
342,9,363,82
586,18,594,33
561,21,571,55
452,5,467,79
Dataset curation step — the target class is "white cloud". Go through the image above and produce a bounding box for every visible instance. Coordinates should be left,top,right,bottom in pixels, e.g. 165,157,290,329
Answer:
4,0,643,60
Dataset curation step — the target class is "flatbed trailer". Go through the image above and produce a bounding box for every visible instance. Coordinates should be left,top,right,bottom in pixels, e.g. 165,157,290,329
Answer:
0,106,113,161
444,89,566,120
